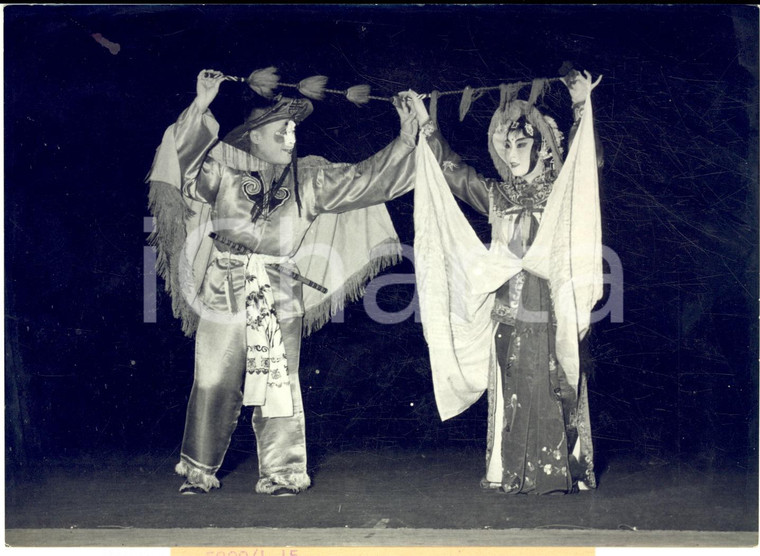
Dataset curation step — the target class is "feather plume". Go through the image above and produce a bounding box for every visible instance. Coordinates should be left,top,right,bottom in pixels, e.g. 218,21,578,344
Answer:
246,66,280,98
298,75,328,100
345,84,371,106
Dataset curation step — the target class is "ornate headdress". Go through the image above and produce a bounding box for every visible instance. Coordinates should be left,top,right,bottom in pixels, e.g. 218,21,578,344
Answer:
487,99,564,182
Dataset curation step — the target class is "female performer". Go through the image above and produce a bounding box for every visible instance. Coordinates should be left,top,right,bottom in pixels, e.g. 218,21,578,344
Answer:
409,70,602,494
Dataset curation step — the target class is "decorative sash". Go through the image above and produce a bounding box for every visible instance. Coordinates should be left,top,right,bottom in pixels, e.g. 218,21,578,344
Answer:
221,252,294,418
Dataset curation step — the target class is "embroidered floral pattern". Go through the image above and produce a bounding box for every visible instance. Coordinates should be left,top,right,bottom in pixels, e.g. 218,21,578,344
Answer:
491,271,526,324
492,174,554,217
420,121,437,138
442,160,458,172
537,444,569,478
241,256,292,413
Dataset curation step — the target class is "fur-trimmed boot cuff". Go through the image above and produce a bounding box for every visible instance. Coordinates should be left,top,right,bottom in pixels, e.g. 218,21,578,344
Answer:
255,471,311,495
175,460,221,491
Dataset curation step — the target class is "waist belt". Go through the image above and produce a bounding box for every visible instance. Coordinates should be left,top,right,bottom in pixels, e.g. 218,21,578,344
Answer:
209,232,328,294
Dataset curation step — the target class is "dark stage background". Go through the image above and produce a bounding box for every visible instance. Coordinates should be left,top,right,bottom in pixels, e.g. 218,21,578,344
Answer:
5,5,758,482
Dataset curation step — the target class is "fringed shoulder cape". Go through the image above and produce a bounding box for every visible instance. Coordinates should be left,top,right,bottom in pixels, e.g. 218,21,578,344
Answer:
146,117,403,338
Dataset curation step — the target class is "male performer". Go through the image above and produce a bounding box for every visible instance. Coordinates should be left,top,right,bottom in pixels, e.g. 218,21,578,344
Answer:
147,69,417,496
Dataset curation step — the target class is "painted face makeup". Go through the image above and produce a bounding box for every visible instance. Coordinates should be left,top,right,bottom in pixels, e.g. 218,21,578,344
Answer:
504,129,534,177
250,120,296,165
492,124,534,178
492,118,554,181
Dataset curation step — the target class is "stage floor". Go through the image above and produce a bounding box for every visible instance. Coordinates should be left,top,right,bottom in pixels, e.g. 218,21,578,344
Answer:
6,447,757,547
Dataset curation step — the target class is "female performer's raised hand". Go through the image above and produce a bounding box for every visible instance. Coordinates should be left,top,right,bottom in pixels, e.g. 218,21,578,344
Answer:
561,69,603,105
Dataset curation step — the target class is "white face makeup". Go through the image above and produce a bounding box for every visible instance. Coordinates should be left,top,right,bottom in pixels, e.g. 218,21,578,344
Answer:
505,129,534,177
492,124,535,178
250,119,296,165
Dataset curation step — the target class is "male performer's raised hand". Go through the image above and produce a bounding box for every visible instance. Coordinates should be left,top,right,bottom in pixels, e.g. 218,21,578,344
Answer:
193,69,226,112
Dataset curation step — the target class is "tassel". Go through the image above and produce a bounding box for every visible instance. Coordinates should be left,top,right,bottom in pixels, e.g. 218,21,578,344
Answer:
459,85,474,121
429,90,440,125
345,84,371,106
458,86,485,121
499,82,522,113
298,75,328,100
527,78,548,109
246,66,280,99
499,83,509,111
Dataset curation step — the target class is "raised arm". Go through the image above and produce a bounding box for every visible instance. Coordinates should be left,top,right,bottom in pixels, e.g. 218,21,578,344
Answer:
308,92,419,214
562,70,604,166
405,91,491,216
170,69,228,203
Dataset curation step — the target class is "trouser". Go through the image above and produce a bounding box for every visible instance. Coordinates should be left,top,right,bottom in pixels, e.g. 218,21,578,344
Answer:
175,256,310,493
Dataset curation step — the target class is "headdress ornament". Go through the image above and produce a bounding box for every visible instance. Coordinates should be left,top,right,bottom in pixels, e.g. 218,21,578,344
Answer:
487,98,564,182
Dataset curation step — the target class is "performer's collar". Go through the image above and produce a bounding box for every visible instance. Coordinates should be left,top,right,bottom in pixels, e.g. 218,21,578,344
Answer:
207,140,288,176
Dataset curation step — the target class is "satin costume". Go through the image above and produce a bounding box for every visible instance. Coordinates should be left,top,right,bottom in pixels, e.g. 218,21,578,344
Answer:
154,101,416,494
